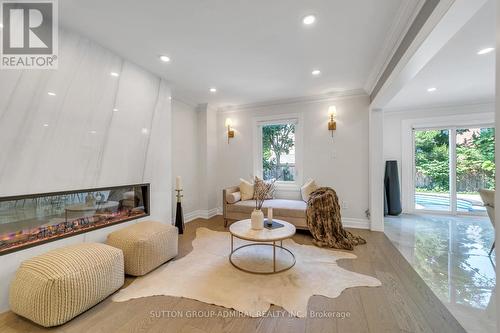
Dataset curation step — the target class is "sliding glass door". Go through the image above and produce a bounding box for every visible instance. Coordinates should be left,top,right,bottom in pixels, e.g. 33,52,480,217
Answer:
414,129,451,212
414,126,495,215
455,127,495,214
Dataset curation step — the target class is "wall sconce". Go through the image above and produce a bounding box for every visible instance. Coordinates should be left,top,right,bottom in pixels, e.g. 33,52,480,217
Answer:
328,106,337,136
225,118,234,143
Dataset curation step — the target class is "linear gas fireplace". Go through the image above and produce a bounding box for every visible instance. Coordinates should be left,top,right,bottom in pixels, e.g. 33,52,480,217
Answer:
0,184,150,255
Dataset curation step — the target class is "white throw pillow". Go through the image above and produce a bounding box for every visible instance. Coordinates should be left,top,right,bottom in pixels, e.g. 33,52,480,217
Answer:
239,178,254,201
226,191,241,204
301,179,318,202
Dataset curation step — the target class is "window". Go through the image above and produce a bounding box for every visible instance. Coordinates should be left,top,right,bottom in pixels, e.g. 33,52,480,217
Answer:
254,115,301,186
261,123,296,181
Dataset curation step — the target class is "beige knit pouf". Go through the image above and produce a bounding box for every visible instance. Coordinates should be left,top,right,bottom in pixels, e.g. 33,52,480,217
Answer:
9,243,124,327
106,221,178,276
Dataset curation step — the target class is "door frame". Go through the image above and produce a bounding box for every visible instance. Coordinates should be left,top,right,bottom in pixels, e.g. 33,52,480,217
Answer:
401,111,495,215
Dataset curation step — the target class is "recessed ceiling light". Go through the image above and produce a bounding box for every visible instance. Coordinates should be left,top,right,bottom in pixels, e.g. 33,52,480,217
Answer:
312,69,321,76
110,72,119,77
427,87,437,92
160,55,171,62
47,92,56,96
477,47,494,55
210,87,217,93
113,108,119,112
141,128,149,134
168,96,172,100
43,123,49,127
0,23,3,29
90,130,97,134
302,15,316,25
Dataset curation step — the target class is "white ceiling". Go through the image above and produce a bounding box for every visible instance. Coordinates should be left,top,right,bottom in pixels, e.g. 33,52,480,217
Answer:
59,0,413,108
385,0,496,111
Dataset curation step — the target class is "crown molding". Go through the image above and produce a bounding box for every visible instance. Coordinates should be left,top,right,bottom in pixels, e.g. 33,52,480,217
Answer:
217,89,368,113
171,96,220,113
383,99,495,115
364,0,426,95
171,96,199,109
171,94,200,109
194,103,219,113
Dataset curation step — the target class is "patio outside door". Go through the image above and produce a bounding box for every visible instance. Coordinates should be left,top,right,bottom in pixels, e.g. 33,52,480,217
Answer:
413,126,495,215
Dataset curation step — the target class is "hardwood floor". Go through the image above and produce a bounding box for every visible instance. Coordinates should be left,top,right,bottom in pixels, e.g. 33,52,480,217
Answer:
0,216,465,333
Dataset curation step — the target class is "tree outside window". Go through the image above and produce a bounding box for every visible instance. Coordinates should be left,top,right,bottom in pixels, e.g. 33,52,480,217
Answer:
415,128,495,193
262,123,296,181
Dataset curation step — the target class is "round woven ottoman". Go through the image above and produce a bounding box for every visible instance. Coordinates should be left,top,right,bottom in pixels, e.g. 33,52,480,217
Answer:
106,221,178,276
9,243,124,327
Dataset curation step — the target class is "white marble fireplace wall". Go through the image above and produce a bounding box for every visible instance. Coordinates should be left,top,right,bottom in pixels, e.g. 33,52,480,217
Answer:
0,28,172,312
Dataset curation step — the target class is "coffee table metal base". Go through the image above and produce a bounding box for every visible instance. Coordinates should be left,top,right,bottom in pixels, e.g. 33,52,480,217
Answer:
229,235,296,275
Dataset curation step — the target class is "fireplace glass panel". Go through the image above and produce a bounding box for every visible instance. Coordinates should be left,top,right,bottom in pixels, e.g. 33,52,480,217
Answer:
0,184,149,255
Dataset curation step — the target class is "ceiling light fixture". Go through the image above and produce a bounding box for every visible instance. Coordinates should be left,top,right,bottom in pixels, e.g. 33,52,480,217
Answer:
160,55,171,62
0,23,3,29
141,128,149,134
477,47,494,55
113,108,119,112
47,92,56,96
312,69,321,76
302,15,316,25
110,72,119,77
90,130,97,134
43,123,49,127
210,87,217,93
427,87,437,92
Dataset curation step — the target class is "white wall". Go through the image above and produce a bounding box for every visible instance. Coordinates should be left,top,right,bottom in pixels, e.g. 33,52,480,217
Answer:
0,28,172,312
216,95,371,226
171,99,200,219
196,104,219,217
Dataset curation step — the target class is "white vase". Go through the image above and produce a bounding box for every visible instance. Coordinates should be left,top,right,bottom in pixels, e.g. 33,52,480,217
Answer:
251,209,264,230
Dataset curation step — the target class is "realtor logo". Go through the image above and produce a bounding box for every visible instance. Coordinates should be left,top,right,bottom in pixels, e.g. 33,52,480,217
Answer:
1,0,58,69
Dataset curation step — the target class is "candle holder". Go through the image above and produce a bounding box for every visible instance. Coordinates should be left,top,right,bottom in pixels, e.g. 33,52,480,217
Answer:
266,207,273,227
175,189,184,234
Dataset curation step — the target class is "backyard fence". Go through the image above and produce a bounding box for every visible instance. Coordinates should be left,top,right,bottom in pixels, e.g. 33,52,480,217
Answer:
416,172,494,192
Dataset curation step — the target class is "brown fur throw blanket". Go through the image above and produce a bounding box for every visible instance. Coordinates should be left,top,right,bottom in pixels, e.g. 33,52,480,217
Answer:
306,187,366,250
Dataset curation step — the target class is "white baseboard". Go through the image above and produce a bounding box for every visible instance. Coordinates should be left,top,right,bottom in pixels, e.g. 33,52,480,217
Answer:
341,218,370,230
184,208,220,223
183,210,200,223
202,208,219,219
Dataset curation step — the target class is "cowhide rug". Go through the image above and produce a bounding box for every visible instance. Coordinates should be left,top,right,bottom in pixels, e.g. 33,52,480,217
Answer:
112,227,381,317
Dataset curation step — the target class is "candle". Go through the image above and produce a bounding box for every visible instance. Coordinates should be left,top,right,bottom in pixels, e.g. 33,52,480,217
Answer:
268,207,273,222
175,176,183,190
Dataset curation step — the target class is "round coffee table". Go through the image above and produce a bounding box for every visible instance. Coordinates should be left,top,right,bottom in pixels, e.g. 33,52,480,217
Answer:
229,219,296,274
